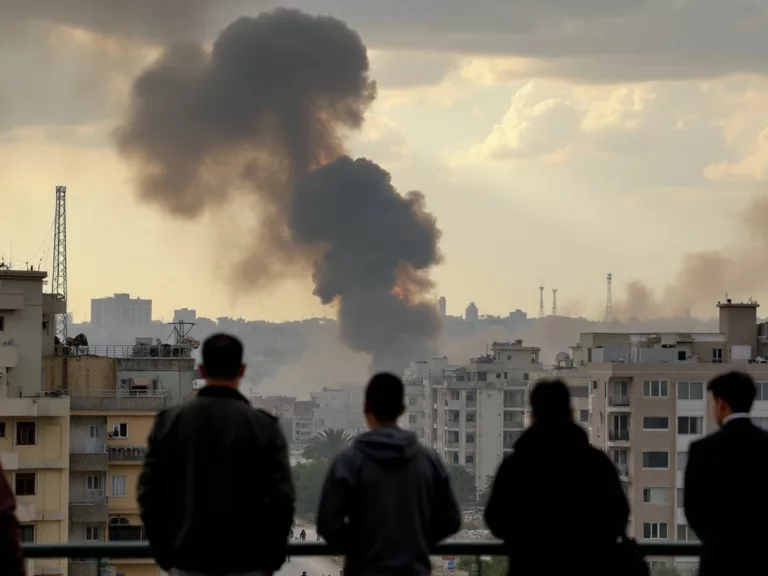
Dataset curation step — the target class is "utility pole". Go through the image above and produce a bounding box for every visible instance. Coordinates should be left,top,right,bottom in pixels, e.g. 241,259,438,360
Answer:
551,288,558,316
538,283,545,318
605,273,613,323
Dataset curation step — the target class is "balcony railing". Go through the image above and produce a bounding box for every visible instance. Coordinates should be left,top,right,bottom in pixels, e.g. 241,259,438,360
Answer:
54,344,194,359
608,396,631,407
71,445,107,454
108,446,146,462
22,541,703,566
609,429,630,442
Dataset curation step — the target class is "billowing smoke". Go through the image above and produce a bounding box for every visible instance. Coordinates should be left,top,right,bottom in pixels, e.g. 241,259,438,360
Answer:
615,194,768,319
116,8,442,372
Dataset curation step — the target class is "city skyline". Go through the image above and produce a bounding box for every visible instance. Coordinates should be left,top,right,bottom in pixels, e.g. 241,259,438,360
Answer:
3,3,768,327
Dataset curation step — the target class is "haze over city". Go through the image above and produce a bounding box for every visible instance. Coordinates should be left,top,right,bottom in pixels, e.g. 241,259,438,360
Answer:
3,0,768,332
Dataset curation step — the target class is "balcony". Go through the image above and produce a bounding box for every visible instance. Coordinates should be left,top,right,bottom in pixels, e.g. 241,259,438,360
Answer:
68,561,115,576
54,344,193,359
0,396,70,418
108,525,146,542
70,390,167,412
70,491,107,523
0,343,18,368
608,396,631,408
609,429,630,442
615,463,630,478
70,445,108,472
108,445,146,462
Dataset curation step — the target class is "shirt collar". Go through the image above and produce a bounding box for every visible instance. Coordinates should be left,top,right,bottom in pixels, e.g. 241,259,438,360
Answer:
722,412,750,425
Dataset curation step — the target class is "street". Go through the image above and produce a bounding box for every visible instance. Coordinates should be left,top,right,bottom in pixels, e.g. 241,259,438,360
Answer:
277,527,340,576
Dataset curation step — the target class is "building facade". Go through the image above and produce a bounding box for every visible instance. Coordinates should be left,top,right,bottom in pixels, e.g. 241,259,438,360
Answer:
0,269,70,576
90,294,152,331
44,340,196,576
402,340,543,493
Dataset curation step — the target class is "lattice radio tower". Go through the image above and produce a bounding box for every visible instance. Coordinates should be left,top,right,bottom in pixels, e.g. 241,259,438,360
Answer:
604,273,613,323
538,283,545,318
52,186,68,343
551,288,558,316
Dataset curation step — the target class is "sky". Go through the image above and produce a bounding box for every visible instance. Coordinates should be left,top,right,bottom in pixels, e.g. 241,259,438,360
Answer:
2,0,768,323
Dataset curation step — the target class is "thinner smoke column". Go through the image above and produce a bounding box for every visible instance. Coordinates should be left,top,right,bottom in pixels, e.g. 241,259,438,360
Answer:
117,8,442,371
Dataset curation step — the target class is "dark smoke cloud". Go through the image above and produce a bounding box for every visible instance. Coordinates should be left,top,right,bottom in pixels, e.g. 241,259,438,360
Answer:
117,8,442,371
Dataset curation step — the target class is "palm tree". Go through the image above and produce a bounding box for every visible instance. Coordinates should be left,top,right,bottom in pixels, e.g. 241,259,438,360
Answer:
302,428,353,461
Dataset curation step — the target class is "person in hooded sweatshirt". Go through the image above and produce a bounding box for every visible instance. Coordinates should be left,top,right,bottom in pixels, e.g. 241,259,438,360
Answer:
485,379,629,576
317,372,461,576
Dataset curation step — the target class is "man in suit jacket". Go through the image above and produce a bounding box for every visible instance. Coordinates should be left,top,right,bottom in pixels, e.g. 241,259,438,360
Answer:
684,371,768,576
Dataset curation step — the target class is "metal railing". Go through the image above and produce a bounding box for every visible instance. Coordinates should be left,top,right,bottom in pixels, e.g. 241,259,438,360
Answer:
70,445,107,454
70,390,167,398
54,345,193,359
108,446,146,461
609,429,630,441
608,396,631,407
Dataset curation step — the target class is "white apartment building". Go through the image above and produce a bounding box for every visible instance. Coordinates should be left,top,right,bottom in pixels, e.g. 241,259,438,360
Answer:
90,293,152,330
402,340,542,493
311,386,367,436
566,300,768,574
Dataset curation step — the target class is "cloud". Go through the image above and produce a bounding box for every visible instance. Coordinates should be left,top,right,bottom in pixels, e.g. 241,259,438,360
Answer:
705,128,768,182
349,114,412,167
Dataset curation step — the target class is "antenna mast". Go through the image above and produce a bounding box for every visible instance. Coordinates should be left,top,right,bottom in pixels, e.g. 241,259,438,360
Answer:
604,273,613,322
53,186,68,343
551,288,558,316
538,283,545,318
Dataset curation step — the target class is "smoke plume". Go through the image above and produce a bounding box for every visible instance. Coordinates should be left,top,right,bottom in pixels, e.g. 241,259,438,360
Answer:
117,8,442,372
615,194,768,320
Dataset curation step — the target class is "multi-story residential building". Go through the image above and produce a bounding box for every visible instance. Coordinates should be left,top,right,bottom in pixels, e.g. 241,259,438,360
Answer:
44,338,196,576
566,300,768,574
0,268,70,576
250,395,318,449
310,387,367,436
91,294,152,331
402,340,542,494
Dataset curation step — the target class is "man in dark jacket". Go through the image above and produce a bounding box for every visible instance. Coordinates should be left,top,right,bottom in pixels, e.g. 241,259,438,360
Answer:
318,372,461,576
685,371,768,576
138,333,295,575
0,461,24,576
485,379,629,576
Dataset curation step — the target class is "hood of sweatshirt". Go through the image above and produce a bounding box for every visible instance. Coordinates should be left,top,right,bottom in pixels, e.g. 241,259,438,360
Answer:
353,426,420,466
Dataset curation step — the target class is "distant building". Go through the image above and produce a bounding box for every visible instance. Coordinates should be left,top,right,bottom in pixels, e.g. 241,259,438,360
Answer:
173,308,197,324
401,340,543,493
310,387,367,437
91,293,152,330
465,301,479,322
438,297,447,317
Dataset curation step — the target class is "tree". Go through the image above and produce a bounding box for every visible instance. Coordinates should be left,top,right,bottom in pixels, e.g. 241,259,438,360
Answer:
302,428,353,461
292,460,330,517
447,464,477,506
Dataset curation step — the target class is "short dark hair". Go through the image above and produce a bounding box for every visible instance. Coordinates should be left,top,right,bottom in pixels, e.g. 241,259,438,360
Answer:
365,372,404,423
708,371,756,413
530,379,572,424
201,333,244,379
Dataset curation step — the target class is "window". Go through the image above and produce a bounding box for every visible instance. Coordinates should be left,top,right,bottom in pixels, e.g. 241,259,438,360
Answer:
465,453,475,464
85,526,101,542
464,433,475,445
503,372,508,379
86,475,103,491
643,522,668,540
643,487,669,505
0,422,5,437
450,391,460,401
507,355,511,360
677,488,684,507
408,397,416,406
571,386,589,398
677,451,688,470
677,350,686,361
523,373,529,381
110,475,127,497
495,373,501,379
592,380,598,390
712,348,723,364
466,411,476,423
677,525,698,542
477,372,487,382
15,473,35,496
678,416,704,435
466,392,476,404
16,422,36,445
408,414,417,424
111,423,128,438
19,525,34,543
642,451,669,469
579,410,589,423
88,425,102,438
451,452,459,465
642,380,668,398
677,381,704,400
0,316,4,331
643,416,669,430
